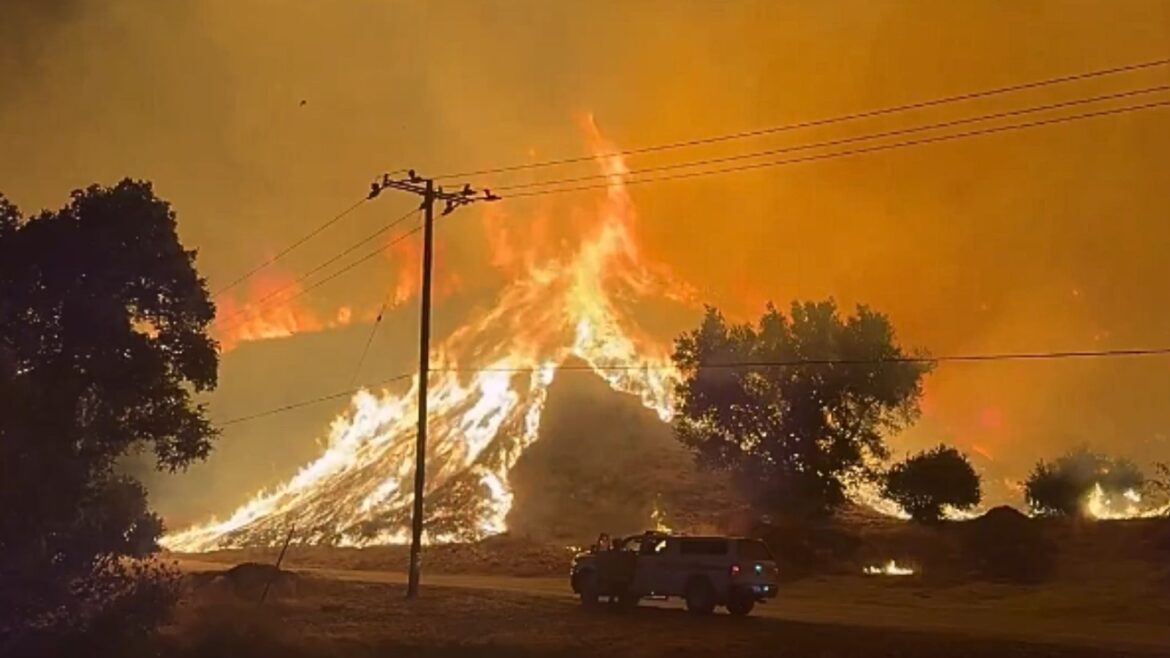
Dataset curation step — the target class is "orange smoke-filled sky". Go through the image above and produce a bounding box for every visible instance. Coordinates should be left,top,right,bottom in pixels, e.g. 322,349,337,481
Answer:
3,0,1170,514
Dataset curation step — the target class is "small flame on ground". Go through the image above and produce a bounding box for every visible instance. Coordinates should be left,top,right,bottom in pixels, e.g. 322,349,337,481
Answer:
863,560,915,576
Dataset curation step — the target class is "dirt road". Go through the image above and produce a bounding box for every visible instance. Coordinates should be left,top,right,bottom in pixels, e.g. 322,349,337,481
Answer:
178,559,1170,656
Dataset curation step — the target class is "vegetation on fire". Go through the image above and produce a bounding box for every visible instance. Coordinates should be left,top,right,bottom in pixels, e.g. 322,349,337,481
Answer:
0,183,219,655
1024,447,1145,517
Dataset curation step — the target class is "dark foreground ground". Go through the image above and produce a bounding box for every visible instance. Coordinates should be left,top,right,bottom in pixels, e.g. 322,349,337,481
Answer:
168,562,1170,658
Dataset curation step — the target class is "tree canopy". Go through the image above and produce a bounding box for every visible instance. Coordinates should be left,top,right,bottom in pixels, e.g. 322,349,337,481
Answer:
884,444,982,523
671,300,930,515
0,181,218,647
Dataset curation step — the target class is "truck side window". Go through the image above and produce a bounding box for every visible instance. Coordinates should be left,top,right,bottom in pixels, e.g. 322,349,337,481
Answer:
679,539,728,555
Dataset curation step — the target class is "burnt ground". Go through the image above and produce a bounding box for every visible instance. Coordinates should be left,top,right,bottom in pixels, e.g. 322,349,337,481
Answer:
167,573,1170,658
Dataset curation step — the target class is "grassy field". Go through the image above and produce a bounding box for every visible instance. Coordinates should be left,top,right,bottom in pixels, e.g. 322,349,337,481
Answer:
166,515,1170,657
163,573,1170,658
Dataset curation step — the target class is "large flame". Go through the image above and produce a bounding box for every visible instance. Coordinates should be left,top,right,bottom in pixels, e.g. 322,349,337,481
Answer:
1084,483,1170,520
215,269,354,352
165,119,683,550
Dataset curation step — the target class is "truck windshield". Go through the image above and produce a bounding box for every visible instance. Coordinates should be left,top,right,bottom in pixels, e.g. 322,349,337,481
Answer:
736,539,774,561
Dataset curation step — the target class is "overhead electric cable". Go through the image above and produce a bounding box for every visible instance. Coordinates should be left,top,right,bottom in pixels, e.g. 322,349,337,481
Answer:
214,197,368,296
493,85,1170,193
216,97,1169,322
216,346,1170,426
432,57,1170,181
350,288,394,386
216,210,422,332
503,99,1170,199
219,373,414,426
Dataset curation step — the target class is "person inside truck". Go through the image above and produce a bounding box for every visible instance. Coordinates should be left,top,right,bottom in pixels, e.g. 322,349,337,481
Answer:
594,532,611,552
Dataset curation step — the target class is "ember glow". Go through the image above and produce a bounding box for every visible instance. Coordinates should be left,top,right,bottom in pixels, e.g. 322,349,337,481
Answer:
164,121,683,551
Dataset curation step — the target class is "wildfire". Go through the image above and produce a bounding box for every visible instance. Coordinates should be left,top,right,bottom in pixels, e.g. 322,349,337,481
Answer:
167,118,952,552
1084,483,1170,520
164,119,681,551
863,560,915,576
651,495,672,533
215,269,354,352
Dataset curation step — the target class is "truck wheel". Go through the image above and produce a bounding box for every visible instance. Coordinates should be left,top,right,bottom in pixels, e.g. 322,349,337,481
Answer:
727,595,755,617
579,572,600,607
684,578,716,615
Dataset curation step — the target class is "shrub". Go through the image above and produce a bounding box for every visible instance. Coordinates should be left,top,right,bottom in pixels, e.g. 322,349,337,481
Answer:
1024,448,1143,517
883,444,981,523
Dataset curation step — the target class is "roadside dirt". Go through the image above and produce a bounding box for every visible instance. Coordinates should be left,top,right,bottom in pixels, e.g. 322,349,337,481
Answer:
176,559,1170,656
168,572,1170,658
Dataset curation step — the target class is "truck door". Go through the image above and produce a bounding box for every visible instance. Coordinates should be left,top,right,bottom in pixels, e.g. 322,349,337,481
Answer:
632,535,672,596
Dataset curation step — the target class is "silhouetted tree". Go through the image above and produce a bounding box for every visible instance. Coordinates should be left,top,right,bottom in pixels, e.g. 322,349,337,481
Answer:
672,301,930,515
883,444,981,523
0,181,218,652
1024,447,1144,517
0,195,18,238
1147,463,1170,515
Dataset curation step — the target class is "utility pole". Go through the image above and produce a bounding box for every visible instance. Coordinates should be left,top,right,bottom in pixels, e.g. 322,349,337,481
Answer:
367,171,499,599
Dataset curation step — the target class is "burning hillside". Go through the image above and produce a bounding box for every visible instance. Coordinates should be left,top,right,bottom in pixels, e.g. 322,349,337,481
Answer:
163,121,687,551
164,115,1170,552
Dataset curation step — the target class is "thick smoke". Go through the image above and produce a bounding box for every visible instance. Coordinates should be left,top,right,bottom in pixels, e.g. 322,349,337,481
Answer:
3,1,1170,522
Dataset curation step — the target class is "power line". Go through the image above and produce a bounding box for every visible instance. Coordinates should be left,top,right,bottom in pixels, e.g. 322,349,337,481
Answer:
215,346,1170,427
505,99,1170,199
493,85,1170,193
211,97,1169,328
210,58,1170,315
350,289,393,386
219,373,414,426
214,197,368,296
432,57,1170,181
215,209,421,333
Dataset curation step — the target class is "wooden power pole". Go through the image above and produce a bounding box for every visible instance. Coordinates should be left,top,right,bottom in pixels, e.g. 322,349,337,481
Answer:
367,171,498,598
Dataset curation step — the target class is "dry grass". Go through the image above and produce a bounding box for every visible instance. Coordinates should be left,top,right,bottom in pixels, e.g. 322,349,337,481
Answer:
161,514,1170,657
174,534,576,577
160,575,1169,658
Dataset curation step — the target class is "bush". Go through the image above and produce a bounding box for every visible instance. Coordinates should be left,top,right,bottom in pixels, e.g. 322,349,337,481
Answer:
883,444,981,523
1024,448,1143,517
2,559,180,658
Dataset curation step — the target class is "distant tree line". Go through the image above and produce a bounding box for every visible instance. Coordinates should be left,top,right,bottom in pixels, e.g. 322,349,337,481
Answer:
669,300,1166,523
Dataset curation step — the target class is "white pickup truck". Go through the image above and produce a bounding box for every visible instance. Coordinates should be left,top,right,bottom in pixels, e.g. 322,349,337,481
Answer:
569,532,779,616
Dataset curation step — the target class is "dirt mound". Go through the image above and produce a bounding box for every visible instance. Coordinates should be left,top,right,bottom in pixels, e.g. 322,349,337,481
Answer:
752,518,862,578
193,562,300,601
505,365,737,542
957,507,1056,583
970,505,1031,529
184,538,576,578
